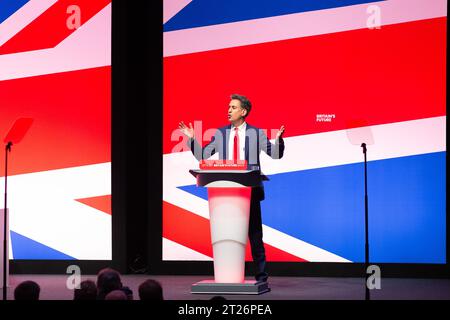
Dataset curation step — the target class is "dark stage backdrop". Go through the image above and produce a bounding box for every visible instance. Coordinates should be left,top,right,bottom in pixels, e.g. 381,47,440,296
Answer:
162,0,447,265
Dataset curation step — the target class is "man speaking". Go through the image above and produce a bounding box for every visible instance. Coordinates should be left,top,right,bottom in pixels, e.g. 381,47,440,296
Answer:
179,94,285,282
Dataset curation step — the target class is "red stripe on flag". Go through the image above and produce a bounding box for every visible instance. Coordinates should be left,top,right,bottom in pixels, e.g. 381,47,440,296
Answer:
163,201,213,257
258,244,307,262
76,195,111,215
0,66,111,177
163,201,306,262
163,17,446,154
0,0,111,55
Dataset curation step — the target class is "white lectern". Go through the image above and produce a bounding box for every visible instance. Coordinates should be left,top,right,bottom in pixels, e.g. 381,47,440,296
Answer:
189,169,269,295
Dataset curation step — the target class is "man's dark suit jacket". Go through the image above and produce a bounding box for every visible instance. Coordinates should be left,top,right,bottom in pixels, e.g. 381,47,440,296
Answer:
188,123,285,200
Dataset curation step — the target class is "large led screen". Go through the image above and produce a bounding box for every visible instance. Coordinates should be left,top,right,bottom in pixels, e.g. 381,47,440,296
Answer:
0,0,111,260
163,0,446,263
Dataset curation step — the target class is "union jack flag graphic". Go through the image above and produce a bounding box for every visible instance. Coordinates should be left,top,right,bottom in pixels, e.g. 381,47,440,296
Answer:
0,0,112,259
163,0,446,263
0,0,445,263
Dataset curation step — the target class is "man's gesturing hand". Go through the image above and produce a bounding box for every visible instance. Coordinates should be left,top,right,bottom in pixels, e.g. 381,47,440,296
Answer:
179,121,194,139
276,125,285,140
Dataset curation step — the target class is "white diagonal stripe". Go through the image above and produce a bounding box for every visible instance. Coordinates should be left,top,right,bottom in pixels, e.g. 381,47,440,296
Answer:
163,238,212,261
0,3,111,81
0,163,111,260
164,0,447,57
260,116,446,175
263,225,350,262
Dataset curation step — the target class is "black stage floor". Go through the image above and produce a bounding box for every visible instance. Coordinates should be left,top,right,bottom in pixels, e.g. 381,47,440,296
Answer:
3,275,450,300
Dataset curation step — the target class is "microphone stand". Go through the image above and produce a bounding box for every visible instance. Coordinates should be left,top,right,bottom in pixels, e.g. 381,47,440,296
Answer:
3,142,12,300
361,143,370,301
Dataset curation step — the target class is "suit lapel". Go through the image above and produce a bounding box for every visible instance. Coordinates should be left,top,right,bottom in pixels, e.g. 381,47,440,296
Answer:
245,124,251,161
224,126,230,160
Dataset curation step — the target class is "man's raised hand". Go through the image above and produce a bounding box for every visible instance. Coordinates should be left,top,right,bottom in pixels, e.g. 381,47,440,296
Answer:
276,125,285,139
179,121,194,139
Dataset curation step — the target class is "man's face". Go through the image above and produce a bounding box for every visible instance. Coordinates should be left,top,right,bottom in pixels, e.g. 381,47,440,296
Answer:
227,99,247,122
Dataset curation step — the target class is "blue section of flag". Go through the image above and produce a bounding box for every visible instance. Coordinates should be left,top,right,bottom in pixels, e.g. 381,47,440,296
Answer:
164,0,384,31
178,184,208,200
180,152,446,264
262,152,446,263
10,231,76,260
0,0,29,24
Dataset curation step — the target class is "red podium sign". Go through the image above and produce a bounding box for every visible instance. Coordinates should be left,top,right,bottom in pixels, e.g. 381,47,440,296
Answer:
199,160,247,170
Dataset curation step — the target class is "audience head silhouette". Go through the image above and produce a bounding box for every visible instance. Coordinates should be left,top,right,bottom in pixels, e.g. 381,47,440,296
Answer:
12,269,146,300
96,268,123,300
138,279,164,300
73,279,97,300
105,290,127,300
14,280,40,300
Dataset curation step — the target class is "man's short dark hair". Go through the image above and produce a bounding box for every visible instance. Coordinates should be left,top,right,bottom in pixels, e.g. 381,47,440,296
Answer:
138,279,163,300
74,280,97,300
14,280,40,300
231,94,252,118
